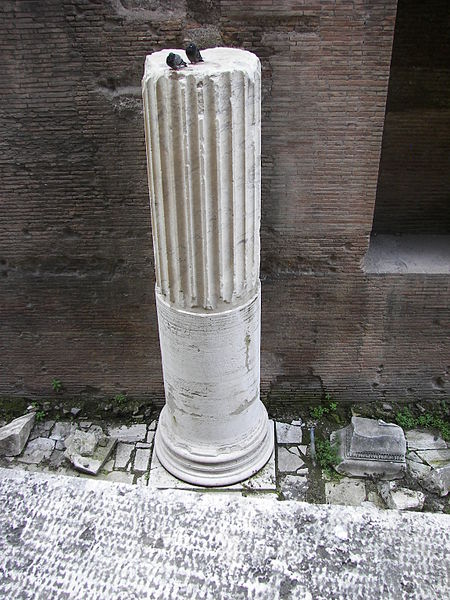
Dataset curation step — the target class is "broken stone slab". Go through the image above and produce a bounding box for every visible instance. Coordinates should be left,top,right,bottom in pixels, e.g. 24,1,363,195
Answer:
277,447,305,473
331,417,406,480
416,448,450,469
0,412,35,456
107,424,147,443
17,437,55,464
407,458,432,486
378,481,425,511
424,465,450,497
276,420,302,444
64,429,117,475
406,430,447,451
325,478,366,507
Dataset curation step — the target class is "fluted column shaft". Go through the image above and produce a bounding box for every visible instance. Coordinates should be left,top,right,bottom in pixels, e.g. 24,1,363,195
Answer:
142,48,272,486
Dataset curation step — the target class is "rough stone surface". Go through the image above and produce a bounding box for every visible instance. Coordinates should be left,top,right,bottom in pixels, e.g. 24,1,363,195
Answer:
424,465,450,497
276,420,303,444
0,413,35,456
279,475,308,501
114,443,134,470
416,449,450,469
277,447,305,473
406,430,447,451
325,478,366,507
50,422,76,443
107,424,147,443
379,482,425,511
133,448,151,473
333,417,406,480
17,437,55,464
2,468,449,599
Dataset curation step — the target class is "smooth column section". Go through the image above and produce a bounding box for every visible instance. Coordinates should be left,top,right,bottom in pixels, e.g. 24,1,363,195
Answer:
142,48,273,486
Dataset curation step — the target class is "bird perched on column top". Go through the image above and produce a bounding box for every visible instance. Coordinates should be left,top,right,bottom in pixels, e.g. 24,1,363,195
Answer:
186,42,203,64
166,52,187,70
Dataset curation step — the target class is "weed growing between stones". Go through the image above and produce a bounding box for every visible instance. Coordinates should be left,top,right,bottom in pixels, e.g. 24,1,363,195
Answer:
51,378,63,393
315,439,340,479
395,407,450,441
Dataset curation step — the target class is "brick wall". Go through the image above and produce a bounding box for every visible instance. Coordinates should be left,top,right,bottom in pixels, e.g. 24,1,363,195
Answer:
1,0,448,407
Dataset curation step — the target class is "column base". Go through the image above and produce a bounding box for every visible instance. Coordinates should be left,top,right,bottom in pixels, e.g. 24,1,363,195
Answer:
154,407,274,487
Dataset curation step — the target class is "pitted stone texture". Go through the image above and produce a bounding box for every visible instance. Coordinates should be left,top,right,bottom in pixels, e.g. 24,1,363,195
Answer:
0,468,449,600
0,413,35,456
276,420,302,444
378,482,425,511
279,475,308,501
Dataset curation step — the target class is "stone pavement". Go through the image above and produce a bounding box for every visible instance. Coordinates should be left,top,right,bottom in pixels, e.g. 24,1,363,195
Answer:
0,467,449,600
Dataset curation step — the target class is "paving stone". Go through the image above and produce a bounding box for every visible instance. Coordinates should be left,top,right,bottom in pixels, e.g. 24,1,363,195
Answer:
102,459,114,473
378,482,425,511
136,442,152,449
105,471,134,484
146,430,155,444
79,421,92,430
107,424,147,443
70,408,81,416
17,437,55,464
416,448,450,469
325,478,366,507
50,422,76,443
133,448,151,473
406,430,447,451
148,420,157,431
332,417,406,480
0,413,35,456
367,491,386,509
1,468,449,600
114,443,134,470
276,420,302,444
277,447,305,473
279,475,308,501
135,473,149,487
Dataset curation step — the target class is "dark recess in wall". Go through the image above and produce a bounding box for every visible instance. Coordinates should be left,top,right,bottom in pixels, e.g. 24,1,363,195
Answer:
373,0,450,234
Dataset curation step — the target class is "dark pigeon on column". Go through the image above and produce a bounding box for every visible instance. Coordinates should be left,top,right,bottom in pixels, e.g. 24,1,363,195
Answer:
166,52,187,70
186,43,204,64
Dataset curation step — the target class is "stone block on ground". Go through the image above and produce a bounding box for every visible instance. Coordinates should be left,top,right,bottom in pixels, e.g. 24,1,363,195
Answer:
50,422,76,444
29,421,55,440
406,430,447,451
325,477,366,506
332,417,406,480
17,437,55,464
64,430,117,475
0,413,35,456
276,420,302,444
378,481,425,511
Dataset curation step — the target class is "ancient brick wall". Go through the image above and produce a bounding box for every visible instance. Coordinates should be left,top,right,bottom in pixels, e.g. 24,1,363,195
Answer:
1,0,448,407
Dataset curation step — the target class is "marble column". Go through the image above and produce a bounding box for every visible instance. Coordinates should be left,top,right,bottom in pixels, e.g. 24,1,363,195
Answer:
142,47,273,486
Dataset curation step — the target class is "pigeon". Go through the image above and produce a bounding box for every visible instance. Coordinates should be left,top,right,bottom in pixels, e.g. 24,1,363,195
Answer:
186,42,203,64
166,52,187,70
